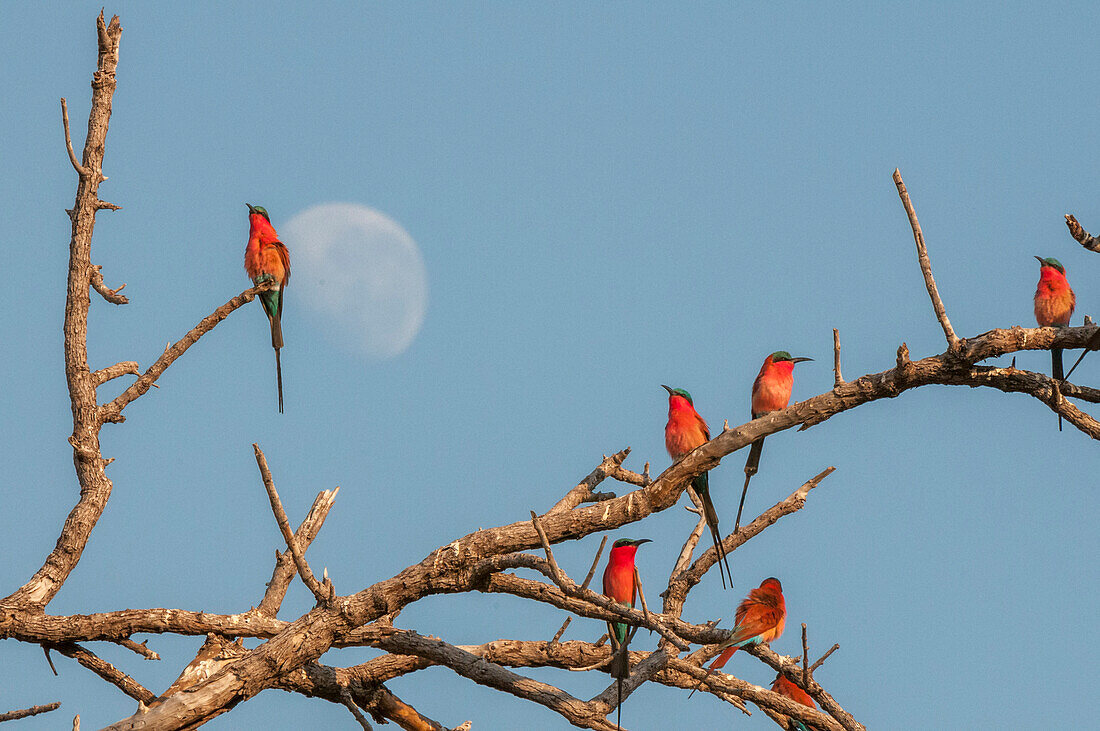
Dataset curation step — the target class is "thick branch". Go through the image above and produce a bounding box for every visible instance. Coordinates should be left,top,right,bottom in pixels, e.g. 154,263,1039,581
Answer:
893,168,958,347
1,11,123,611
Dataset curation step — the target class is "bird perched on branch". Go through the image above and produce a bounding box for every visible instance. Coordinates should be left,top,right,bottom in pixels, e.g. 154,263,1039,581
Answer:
772,673,817,731
1033,256,1075,430
602,537,650,731
245,204,291,413
737,352,812,532
663,385,733,589
689,577,786,698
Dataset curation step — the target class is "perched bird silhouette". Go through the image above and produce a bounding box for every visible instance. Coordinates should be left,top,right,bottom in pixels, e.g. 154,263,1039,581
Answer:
245,204,291,413
771,672,817,731
737,352,812,532
1033,256,1075,430
663,385,733,588
602,537,650,731
689,577,786,697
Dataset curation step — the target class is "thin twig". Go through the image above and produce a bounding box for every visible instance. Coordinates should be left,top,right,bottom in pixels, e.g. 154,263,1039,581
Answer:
549,449,630,513
529,512,565,585
254,444,330,605
258,488,340,617
101,281,275,420
832,328,844,386
893,169,958,347
116,638,159,660
60,98,86,177
552,536,607,642
669,491,707,578
338,687,373,730
801,624,809,687
810,644,840,673
90,265,129,305
0,702,61,723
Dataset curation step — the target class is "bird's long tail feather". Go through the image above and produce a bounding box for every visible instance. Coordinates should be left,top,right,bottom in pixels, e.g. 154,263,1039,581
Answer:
1065,329,1100,380
698,485,733,589
735,439,764,532
608,631,629,730
616,677,622,731
688,647,737,698
1053,348,1063,431
275,348,284,415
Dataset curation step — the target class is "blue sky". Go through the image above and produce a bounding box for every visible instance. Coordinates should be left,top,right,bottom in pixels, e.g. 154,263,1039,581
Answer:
2,2,1098,729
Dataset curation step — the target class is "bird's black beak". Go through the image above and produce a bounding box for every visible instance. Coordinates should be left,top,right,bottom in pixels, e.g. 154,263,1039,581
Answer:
634,539,653,546
661,384,674,395
1034,255,1045,265
791,357,813,364
246,203,256,214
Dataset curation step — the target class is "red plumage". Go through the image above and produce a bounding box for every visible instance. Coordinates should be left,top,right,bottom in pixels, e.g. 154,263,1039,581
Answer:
690,577,786,697
771,672,815,709
751,355,796,418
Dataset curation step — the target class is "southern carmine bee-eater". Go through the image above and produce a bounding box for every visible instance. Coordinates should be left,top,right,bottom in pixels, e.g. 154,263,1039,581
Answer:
1033,256,1075,431
771,672,817,731
245,204,291,413
689,577,786,698
736,352,812,533
662,385,734,589
602,537,651,731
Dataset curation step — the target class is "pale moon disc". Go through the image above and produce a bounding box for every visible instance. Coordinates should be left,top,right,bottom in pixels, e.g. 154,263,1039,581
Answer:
284,203,427,359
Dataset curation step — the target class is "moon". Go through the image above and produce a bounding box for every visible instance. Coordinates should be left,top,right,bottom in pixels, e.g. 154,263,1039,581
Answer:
283,203,427,359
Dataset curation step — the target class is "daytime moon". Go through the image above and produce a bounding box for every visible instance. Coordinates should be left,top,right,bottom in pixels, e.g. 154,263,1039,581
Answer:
284,203,427,359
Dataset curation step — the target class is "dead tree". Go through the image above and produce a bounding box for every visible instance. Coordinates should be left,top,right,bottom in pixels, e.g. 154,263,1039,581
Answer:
2,12,1098,731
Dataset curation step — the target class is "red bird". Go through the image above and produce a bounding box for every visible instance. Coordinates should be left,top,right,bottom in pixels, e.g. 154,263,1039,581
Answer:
245,204,291,413
1033,256,1075,430
736,352,812,532
663,385,733,589
689,577,786,697
771,673,816,731
602,537,650,730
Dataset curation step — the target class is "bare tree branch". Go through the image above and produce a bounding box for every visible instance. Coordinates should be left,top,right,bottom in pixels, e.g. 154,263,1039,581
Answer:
90,264,128,305
0,702,61,723
258,487,340,617
893,168,958,348
101,280,276,421
59,97,86,178
92,361,139,386
47,642,155,704
254,444,332,605
1065,213,1100,252
832,328,844,386
0,11,123,611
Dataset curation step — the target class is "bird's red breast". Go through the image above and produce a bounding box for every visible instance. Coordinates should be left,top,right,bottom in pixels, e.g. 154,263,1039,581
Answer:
602,546,639,604
752,356,795,417
1034,266,1075,327
665,395,709,459
245,213,290,285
